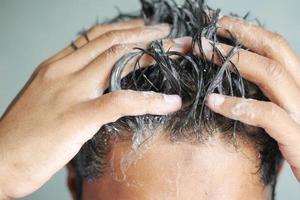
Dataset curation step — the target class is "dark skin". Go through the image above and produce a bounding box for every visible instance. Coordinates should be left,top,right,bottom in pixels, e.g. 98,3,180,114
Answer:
0,16,299,199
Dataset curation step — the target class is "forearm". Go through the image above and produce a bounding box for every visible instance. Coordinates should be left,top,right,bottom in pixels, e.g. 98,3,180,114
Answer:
0,124,19,200
0,124,9,200
0,124,57,199
0,151,11,199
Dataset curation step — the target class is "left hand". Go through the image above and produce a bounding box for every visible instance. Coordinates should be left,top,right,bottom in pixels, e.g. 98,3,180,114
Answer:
205,16,300,182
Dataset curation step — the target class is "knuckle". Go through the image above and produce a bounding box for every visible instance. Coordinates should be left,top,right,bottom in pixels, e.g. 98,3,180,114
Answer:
111,90,134,116
141,91,162,102
89,24,107,37
109,44,126,55
36,63,58,81
264,60,285,81
265,102,281,118
103,30,120,42
105,44,134,59
90,24,102,33
111,90,130,104
37,60,48,69
251,101,262,117
270,32,288,46
164,39,176,49
250,101,274,127
270,103,281,115
153,92,165,102
116,89,129,97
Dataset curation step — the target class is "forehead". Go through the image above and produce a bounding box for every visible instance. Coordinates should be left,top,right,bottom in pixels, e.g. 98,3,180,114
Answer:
107,133,260,176
83,133,265,200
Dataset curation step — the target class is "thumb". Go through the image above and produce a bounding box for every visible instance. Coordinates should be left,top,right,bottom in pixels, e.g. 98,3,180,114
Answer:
291,166,300,182
82,90,182,126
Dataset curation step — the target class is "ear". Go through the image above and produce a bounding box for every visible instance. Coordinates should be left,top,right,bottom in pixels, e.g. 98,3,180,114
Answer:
67,163,78,200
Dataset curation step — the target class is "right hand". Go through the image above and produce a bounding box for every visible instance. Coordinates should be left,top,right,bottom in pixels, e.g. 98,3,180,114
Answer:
0,19,187,199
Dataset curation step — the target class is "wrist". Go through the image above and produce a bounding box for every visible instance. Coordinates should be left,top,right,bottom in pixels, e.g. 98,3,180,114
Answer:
0,191,10,200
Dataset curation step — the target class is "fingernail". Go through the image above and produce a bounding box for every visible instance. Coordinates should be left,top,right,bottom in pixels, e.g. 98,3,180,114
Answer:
290,112,300,124
218,12,224,20
206,93,225,108
173,36,192,45
201,37,213,53
216,14,224,28
163,94,182,107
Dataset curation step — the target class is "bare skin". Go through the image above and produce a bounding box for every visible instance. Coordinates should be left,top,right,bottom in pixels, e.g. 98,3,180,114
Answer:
0,20,189,199
78,134,271,200
0,15,299,200
205,16,300,182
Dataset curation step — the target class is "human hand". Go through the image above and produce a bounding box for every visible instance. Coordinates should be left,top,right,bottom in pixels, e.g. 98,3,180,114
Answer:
205,16,300,182
0,19,187,199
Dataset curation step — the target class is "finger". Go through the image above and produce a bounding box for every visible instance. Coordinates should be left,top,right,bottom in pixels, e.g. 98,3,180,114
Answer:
51,24,171,74
200,38,300,115
206,93,300,146
281,145,300,182
73,19,145,49
291,166,300,182
80,90,182,126
206,93,300,181
217,16,300,83
41,19,145,66
77,37,192,92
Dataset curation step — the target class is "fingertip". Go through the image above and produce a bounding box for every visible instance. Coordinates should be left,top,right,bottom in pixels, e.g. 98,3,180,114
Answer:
201,37,213,53
206,93,225,109
163,94,182,109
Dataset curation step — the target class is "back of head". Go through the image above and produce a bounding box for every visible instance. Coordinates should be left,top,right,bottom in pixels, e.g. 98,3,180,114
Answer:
72,0,282,199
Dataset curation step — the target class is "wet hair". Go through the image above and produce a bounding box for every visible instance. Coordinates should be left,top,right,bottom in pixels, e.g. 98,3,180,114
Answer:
72,0,282,199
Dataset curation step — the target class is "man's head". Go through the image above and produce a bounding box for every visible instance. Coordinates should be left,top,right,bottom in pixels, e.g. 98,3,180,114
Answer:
69,0,283,199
